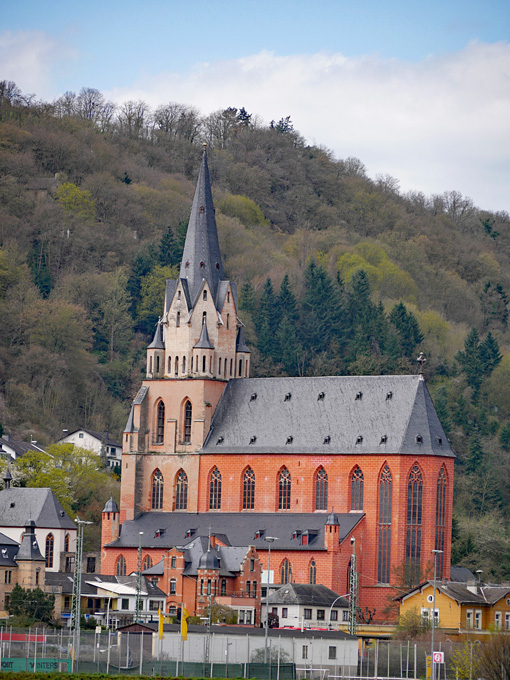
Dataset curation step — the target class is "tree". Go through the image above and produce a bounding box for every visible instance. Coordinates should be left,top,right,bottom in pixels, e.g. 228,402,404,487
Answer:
456,328,484,396
451,640,482,680
301,260,343,356
394,607,430,640
388,302,423,358
8,584,55,623
137,265,178,335
255,278,280,361
479,634,510,680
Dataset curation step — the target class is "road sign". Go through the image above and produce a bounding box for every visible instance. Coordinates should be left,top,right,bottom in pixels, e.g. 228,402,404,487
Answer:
433,652,444,664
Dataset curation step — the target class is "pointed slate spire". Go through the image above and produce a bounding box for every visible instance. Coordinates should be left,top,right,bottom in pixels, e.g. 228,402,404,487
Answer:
194,320,214,349
179,146,225,306
16,520,45,562
236,326,251,353
148,319,165,349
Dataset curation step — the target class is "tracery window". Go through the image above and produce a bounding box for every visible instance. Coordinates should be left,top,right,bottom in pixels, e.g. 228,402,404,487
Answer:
315,467,328,510
156,401,165,443
309,559,317,584
435,467,447,579
209,467,222,510
377,465,393,584
152,469,164,510
45,533,54,568
184,400,192,443
406,464,423,580
351,466,364,510
175,470,188,510
278,467,291,510
243,467,255,510
280,559,292,584
143,555,153,571
116,555,126,576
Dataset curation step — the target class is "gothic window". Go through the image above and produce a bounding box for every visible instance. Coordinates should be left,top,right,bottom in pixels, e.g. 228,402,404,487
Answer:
315,467,328,510
168,356,171,373
243,467,255,510
152,469,164,509
174,356,179,375
64,533,69,552
175,470,188,510
377,465,393,584
209,467,222,510
143,555,153,571
351,466,364,510
218,358,222,375
203,290,207,300
176,311,180,327
280,559,292,584
238,359,242,376
278,467,291,510
156,401,165,443
435,467,447,579
116,555,126,576
156,355,160,373
227,313,230,329
149,356,153,373
202,355,206,372
203,311,207,324
230,359,233,376
406,464,423,579
182,356,186,373
45,533,54,568
309,559,317,584
184,400,192,443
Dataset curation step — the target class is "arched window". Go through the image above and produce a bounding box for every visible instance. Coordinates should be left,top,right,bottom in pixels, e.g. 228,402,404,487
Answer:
143,555,153,571
203,289,207,301
168,356,171,373
184,400,192,443
351,466,364,510
280,559,292,584
279,467,291,510
175,469,188,510
309,559,317,584
406,464,423,580
209,467,222,510
315,467,328,510
202,355,206,372
149,356,153,373
224,358,228,375
435,467,447,579
230,359,233,376
218,358,222,375
182,356,186,373
174,357,179,375
116,555,126,576
243,467,255,510
227,314,230,329
64,533,69,552
156,401,165,443
202,311,207,324
156,355,160,373
45,533,54,568
152,469,164,509
221,579,227,596
377,465,393,584
176,311,180,327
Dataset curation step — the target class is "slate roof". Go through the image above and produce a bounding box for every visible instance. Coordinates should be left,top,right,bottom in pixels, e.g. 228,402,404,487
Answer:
236,327,250,353
136,621,355,640
450,566,475,583
16,521,45,562
202,375,454,457
0,531,20,566
0,487,76,529
148,320,165,349
194,321,214,349
268,583,349,608
0,436,45,458
178,149,225,307
60,429,121,448
107,511,364,551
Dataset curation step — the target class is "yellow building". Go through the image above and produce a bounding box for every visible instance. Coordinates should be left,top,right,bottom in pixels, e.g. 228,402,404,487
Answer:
399,580,510,638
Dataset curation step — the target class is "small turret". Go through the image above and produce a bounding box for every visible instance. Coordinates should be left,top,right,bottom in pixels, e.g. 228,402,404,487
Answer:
147,320,165,378
101,495,119,547
15,520,46,588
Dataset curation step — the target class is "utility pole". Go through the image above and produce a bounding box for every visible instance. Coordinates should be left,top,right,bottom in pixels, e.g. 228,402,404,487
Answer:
70,518,92,672
135,532,144,622
431,549,443,680
348,537,358,636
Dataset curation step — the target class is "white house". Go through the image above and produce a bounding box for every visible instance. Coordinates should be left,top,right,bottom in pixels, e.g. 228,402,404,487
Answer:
262,584,350,630
59,429,122,470
0,435,45,461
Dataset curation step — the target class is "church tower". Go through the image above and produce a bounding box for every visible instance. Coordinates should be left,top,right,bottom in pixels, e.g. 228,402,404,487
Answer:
118,147,250,523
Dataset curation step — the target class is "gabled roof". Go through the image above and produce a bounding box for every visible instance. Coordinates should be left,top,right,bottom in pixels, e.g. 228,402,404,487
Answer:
45,572,166,598
0,436,45,458
106,511,364,551
268,583,349,608
202,375,454,457
60,429,121,448
236,327,251,353
178,149,225,306
401,580,487,605
0,487,76,530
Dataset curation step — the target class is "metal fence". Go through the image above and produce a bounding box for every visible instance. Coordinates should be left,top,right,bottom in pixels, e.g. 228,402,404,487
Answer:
0,626,480,678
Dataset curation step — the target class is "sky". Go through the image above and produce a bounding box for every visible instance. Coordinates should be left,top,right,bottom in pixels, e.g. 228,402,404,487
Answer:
1,0,510,213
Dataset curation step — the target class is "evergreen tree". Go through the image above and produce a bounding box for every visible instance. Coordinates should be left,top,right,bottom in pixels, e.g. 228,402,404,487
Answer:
8,584,55,623
158,226,182,267
481,281,508,329
301,260,343,355
255,278,280,360
456,328,484,397
466,429,485,474
499,422,510,451
239,281,257,315
389,302,423,358
480,331,502,377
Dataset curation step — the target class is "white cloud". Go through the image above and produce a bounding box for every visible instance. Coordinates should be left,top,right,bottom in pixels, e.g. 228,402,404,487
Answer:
0,30,77,98
107,41,510,212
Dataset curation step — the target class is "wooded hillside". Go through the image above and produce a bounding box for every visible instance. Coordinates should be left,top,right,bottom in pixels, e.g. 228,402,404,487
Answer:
1,81,510,576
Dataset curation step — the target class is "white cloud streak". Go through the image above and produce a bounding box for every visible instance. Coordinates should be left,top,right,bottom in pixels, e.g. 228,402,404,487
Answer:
108,42,510,212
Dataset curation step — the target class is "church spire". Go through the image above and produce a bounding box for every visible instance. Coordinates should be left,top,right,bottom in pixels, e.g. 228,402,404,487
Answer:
179,145,225,306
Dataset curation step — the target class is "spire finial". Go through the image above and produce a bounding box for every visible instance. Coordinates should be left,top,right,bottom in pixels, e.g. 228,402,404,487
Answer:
417,352,426,376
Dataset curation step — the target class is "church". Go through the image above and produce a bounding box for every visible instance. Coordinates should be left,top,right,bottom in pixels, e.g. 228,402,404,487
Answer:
101,148,455,623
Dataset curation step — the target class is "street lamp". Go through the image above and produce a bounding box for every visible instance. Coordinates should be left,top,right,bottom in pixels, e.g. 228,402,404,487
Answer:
431,549,443,680
263,536,278,664
328,594,349,629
